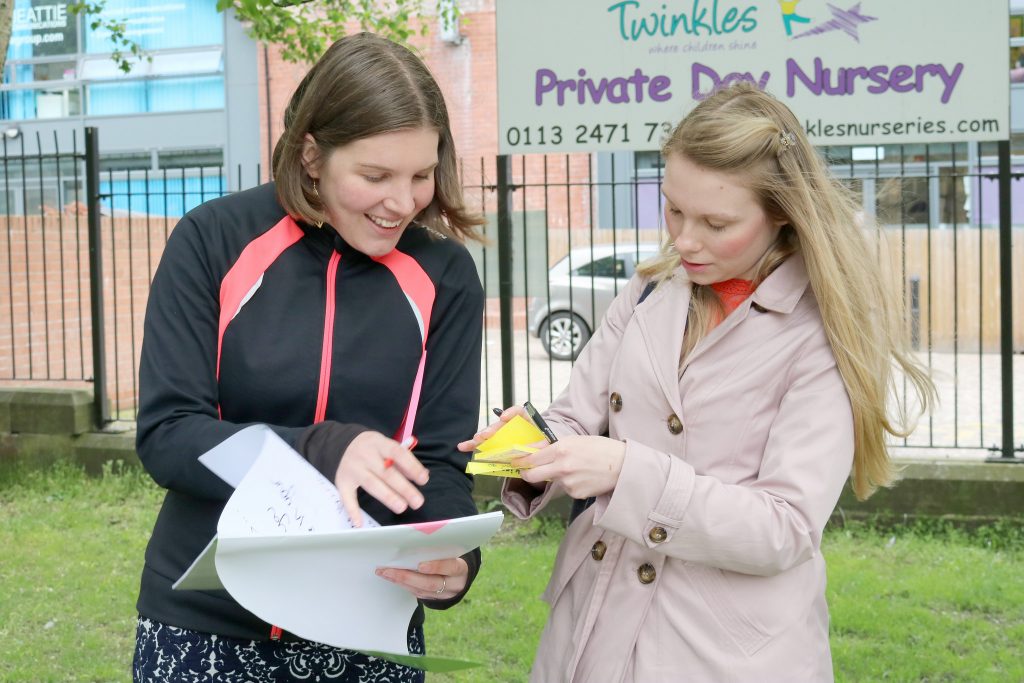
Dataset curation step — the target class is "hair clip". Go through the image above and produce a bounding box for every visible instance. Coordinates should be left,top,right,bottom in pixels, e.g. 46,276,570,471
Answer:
778,132,796,155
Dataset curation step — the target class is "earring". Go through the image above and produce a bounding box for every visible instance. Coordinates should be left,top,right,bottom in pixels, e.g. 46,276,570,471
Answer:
312,180,324,229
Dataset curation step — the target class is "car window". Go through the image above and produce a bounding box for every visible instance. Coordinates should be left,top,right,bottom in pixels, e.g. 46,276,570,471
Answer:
574,256,625,278
639,251,658,262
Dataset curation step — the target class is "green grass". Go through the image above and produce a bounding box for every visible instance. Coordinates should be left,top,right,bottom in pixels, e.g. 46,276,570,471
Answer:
1,463,1021,682
0,462,164,683
825,525,1024,682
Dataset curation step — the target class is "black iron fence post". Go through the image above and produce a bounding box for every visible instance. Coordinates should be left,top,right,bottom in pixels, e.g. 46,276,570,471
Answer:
496,155,515,409
988,140,1021,462
85,127,110,427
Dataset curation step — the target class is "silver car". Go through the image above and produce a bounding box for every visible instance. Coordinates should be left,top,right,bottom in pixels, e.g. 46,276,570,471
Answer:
527,243,660,360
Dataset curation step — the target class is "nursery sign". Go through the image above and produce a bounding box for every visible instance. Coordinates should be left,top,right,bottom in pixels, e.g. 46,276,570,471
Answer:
496,0,1010,152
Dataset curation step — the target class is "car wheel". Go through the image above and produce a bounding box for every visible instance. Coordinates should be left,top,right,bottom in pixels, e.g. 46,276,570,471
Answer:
540,312,591,361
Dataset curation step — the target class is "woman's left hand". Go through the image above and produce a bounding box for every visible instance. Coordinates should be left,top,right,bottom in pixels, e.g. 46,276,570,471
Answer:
375,557,469,601
515,435,626,499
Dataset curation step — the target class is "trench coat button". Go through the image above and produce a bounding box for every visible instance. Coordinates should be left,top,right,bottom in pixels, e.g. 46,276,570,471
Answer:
637,563,657,584
609,392,623,412
751,302,768,313
648,526,668,543
591,541,607,561
667,414,683,434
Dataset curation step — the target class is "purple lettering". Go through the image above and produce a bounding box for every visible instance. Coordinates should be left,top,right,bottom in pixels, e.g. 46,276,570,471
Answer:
533,67,672,106
692,61,721,100
843,66,870,95
866,65,888,94
650,75,672,101
693,62,769,100
558,79,577,105
578,68,607,104
788,58,960,104
629,68,651,102
607,77,630,103
787,57,821,97
916,62,963,104
889,65,914,93
535,68,557,106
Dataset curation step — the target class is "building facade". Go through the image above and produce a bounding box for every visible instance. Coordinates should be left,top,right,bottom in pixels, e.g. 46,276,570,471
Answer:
1,0,260,212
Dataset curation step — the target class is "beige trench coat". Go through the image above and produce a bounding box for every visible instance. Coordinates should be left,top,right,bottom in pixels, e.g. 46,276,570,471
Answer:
503,255,854,682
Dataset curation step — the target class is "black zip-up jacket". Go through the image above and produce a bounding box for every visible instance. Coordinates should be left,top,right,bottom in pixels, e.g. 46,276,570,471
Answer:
135,182,483,641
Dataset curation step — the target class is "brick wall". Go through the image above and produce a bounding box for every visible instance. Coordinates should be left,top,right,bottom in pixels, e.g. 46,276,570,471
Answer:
0,214,175,415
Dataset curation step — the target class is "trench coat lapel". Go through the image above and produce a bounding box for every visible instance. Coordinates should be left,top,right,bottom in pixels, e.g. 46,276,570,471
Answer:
633,256,812,393
681,295,751,373
633,271,689,415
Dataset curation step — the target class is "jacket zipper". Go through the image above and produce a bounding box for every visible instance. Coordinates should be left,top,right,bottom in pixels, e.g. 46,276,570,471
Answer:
314,251,341,423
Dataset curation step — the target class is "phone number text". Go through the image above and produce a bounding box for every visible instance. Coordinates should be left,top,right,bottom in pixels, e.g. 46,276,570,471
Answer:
503,121,673,147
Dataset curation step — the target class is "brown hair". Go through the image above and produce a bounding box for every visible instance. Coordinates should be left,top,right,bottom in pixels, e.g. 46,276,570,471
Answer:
639,83,935,499
272,32,483,242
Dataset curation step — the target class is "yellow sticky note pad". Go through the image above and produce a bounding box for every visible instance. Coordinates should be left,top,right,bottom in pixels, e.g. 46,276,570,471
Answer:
465,415,546,478
477,415,545,453
474,445,538,464
465,461,522,478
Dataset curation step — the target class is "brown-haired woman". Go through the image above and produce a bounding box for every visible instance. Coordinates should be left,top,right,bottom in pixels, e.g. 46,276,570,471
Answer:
133,32,485,682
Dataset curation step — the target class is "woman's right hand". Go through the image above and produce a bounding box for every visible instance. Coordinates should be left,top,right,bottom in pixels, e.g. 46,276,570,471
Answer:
335,431,429,527
456,405,527,452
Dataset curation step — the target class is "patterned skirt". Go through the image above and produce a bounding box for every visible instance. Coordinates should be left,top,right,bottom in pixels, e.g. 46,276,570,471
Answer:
133,616,425,683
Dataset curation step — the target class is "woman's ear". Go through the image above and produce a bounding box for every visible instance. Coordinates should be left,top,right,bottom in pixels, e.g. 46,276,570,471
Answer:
301,133,320,178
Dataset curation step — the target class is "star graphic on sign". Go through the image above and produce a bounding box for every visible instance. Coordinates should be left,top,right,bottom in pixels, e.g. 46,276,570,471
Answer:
792,2,878,42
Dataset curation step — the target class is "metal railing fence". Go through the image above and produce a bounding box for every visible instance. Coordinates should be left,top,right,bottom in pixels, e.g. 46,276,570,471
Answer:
0,129,1019,459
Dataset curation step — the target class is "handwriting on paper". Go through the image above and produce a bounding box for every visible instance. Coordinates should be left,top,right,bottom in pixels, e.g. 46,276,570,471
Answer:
218,433,378,538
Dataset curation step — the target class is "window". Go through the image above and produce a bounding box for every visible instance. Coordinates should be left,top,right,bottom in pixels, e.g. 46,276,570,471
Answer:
1,85,80,118
158,148,223,168
1013,15,1024,67
634,150,664,172
84,0,223,53
8,0,79,59
1012,12,1024,81
575,256,626,278
2,0,226,121
100,151,152,172
86,74,224,116
78,47,223,81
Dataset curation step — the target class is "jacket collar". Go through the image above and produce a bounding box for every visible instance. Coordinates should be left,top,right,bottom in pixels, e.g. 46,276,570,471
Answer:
632,253,810,408
749,252,810,314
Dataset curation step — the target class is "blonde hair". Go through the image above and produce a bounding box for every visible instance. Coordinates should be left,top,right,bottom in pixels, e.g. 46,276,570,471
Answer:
272,32,483,243
639,83,935,499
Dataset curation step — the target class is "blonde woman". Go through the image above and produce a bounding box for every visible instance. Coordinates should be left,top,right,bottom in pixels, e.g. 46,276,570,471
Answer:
461,82,934,681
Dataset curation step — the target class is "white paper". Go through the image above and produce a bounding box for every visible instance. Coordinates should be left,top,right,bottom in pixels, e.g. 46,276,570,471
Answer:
198,425,272,488
215,427,378,536
171,537,222,591
215,512,503,653
177,424,504,655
